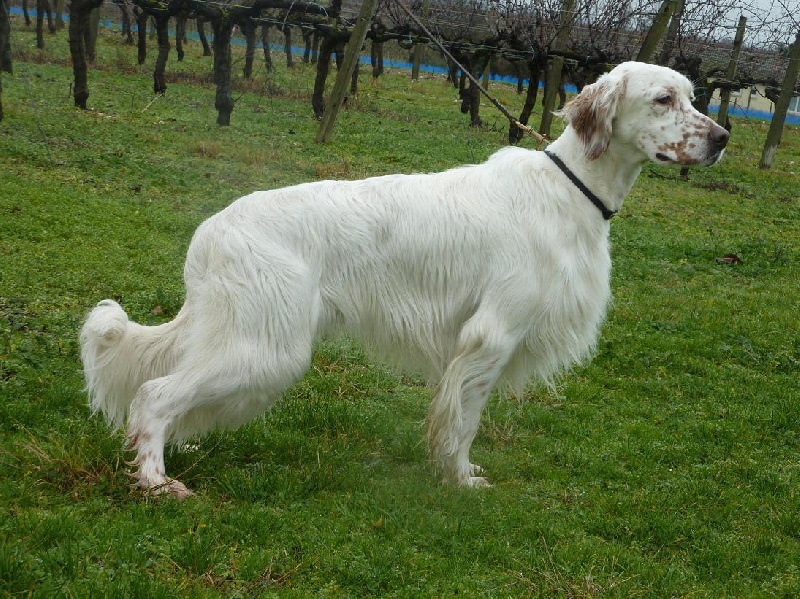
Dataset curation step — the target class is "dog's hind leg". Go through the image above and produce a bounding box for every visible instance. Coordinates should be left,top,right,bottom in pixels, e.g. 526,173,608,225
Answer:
126,374,197,499
126,341,313,498
427,314,518,487
125,302,317,498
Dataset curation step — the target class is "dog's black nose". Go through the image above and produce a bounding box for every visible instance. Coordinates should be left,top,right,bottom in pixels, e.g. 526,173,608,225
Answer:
709,123,730,150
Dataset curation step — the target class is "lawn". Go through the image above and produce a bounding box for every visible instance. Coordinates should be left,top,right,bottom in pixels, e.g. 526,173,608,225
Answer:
1,19,799,597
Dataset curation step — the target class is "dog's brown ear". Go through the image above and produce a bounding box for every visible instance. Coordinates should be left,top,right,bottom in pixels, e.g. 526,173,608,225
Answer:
560,74,626,160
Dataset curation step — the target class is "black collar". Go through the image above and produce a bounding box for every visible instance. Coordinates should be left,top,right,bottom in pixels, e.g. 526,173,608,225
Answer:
543,149,617,220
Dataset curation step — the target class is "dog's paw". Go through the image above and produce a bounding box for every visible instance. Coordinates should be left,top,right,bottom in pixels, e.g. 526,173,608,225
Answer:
466,476,492,488
161,479,196,500
134,477,196,500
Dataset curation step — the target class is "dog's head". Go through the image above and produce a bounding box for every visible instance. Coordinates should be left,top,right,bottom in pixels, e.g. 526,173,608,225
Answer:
561,61,729,166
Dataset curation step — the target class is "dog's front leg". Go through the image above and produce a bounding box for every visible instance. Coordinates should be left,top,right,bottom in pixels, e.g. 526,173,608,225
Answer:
427,322,516,487
447,385,494,488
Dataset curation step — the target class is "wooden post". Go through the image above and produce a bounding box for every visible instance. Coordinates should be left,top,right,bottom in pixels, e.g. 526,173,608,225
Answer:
637,0,676,63
411,41,421,81
316,0,378,143
658,0,684,65
411,0,428,80
411,46,421,79
0,0,9,122
0,0,11,74
539,0,574,136
55,0,65,30
538,55,563,136
760,29,800,169
717,15,746,127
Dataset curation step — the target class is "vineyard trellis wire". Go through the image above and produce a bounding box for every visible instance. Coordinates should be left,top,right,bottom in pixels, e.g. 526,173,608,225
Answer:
1,0,799,160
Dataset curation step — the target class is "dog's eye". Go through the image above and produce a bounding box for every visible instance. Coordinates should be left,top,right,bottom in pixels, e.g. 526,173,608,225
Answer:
655,95,672,106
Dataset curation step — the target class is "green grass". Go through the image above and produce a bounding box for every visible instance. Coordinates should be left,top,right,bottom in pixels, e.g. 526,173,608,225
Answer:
2,19,800,597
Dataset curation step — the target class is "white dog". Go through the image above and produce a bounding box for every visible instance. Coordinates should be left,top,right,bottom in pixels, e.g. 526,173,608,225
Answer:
81,62,728,498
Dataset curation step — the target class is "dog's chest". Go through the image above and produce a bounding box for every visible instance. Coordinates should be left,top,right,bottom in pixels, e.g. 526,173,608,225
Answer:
523,230,612,369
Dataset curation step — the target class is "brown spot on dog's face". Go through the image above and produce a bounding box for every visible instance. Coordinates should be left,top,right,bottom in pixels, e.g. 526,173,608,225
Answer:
649,111,729,165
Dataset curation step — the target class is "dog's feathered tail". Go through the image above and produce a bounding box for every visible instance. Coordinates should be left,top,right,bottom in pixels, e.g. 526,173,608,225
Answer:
80,299,189,429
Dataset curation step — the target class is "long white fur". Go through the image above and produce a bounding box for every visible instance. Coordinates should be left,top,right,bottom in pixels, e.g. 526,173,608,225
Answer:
80,62,728,497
